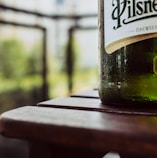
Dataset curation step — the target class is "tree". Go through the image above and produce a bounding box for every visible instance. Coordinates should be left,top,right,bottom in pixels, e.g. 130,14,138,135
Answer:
0,38,27,78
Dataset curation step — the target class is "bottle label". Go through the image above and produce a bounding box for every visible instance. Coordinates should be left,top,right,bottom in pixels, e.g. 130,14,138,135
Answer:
105,0,157,54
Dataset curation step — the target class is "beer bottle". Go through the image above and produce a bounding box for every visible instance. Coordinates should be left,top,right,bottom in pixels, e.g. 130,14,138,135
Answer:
98,0,157,106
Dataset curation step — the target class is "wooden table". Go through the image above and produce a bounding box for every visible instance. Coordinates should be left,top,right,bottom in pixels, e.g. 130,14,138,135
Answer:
1,90,157,158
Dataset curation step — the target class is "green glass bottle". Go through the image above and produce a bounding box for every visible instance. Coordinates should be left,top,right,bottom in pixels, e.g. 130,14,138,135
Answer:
98,0,157,106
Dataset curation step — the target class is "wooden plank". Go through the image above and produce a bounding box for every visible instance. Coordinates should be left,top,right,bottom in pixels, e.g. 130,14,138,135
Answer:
38,97,157,116
1,106,157,156
29,141,106,158
70,90,99,99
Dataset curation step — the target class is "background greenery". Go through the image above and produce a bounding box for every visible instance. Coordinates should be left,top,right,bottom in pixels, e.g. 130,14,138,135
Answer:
0,37,98,113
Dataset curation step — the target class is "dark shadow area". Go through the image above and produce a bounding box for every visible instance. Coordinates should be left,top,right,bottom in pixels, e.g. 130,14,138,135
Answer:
0,135,29,158
0,87,42,113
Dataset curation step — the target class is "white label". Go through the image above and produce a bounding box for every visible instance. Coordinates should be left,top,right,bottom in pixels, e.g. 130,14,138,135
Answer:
105,0,157,54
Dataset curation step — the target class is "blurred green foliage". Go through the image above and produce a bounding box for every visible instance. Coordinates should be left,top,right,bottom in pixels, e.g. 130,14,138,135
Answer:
0,39,28,78
0,38,43,111
0,38,42,79
0,37,98,111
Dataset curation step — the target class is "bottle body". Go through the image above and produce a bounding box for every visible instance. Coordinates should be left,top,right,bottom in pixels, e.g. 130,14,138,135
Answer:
98,0,157,106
